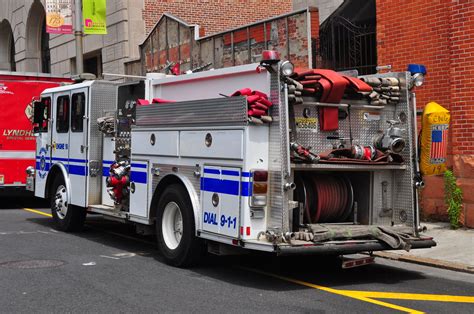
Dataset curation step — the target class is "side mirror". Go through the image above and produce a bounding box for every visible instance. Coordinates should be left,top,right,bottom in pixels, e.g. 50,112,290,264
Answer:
33,101,44,125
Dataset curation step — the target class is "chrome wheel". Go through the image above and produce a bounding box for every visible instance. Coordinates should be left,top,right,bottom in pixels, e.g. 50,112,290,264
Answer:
54,184,68,220
161,201,183,250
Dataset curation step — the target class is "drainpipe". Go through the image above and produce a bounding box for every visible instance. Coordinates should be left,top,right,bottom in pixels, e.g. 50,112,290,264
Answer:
75,0,84,74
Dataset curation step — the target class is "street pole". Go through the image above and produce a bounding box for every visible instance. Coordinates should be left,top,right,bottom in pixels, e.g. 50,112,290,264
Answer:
74,0,84,74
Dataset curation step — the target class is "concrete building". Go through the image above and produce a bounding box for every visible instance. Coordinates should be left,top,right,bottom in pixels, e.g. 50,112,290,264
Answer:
293,0,343,23
0,1,343,78
0,0,145,77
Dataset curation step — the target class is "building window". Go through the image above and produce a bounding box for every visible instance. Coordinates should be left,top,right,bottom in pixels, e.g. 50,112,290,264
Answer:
41,19,51,73
10,35,15,71
56,95,70,133
0,20,15,71
71,93,85,132
84,51,103,78
71,50,103,77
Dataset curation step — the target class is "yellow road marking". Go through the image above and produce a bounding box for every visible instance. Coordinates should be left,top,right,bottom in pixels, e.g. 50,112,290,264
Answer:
23,208,473,311
241,267,423,313
23,208,52,217
339,294,424,314
344,291,474,303
22,208,154,245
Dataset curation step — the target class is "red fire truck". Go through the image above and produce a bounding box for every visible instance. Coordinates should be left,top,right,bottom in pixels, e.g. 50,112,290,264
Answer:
0,71,71,196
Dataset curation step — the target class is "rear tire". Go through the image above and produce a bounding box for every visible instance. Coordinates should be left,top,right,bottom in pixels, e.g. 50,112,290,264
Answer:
156,184,202,267
50,175,86,232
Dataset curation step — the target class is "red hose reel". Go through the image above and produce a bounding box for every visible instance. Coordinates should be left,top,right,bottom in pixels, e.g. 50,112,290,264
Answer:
295,174,354,223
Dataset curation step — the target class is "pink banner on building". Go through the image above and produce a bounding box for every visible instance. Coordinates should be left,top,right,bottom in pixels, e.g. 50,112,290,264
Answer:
45,0,73,34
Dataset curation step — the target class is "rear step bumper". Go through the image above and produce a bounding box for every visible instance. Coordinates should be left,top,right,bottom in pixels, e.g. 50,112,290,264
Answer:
277,239,436,256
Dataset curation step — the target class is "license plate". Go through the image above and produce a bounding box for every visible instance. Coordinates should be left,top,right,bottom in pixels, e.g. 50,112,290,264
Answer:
0,175,4,185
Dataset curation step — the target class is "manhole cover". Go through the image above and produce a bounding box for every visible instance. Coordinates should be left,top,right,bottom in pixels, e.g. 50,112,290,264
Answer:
0,259,65,269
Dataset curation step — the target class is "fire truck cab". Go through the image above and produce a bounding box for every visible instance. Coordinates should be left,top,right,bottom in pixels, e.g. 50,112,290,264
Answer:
29,60,437,267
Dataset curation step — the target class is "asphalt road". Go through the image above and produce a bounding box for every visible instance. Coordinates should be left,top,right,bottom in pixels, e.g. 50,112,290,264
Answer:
1,197,474,313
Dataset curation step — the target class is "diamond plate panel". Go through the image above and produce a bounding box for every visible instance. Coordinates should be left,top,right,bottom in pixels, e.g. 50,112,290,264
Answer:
292,72,415,228
372,170,394,225
363,72,415,227
392,72,415,226
151,164,201,204
267,69,291,232
293,104,396,152
135,97,248,128
88,81,117,205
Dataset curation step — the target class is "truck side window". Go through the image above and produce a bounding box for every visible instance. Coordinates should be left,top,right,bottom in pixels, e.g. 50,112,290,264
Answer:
39,97,51,132
56,95,70,133
71,93,85,132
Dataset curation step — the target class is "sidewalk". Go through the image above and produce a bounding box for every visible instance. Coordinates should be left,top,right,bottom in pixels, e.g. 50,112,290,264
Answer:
375,222,474,273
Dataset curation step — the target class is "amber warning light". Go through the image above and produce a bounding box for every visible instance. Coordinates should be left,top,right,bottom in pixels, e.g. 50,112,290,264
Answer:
250,170,268,207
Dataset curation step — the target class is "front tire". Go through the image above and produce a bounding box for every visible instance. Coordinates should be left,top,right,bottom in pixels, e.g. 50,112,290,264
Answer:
156,184,202,267
50,175,86,231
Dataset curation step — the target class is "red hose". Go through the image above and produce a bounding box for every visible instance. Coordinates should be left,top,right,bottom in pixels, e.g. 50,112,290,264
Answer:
296,174,353,223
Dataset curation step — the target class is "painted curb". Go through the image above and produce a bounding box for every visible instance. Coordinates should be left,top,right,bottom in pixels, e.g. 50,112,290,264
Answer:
374,252,474,274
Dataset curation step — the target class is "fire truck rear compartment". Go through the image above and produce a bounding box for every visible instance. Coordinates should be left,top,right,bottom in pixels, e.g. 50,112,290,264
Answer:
289,169,420,236
273,168,438,254
293,171,371,226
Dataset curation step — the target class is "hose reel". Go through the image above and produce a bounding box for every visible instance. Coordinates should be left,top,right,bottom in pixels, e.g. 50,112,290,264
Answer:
294,174,354,224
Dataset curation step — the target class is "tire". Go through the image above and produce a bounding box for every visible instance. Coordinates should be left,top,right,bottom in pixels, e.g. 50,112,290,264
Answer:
156,184,202,267
50,175,86,232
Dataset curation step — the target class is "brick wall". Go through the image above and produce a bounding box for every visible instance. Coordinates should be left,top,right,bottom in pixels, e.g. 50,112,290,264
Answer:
450,2,474,228
143,0,293,36
135,9,318,75
377,0,474,227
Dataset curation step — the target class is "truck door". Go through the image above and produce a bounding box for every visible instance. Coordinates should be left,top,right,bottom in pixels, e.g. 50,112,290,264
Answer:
34,95,53,197
201,166,241,238
51,91,71,185
69,88,88,207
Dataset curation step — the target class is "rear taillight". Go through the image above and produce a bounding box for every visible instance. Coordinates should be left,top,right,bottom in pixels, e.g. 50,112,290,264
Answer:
253,170,268,182
250,170,268,207
253,182,267,194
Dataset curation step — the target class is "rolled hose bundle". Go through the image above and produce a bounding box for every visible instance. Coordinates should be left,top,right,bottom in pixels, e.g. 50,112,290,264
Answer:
231,88,273,123
97,116,115,135
294,174,354,223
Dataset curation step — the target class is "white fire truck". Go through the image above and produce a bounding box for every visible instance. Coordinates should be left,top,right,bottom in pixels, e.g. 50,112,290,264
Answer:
27,55,436,267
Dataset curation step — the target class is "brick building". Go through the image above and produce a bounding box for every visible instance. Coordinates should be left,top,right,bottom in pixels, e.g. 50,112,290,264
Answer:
376,0,474,227
142,0,293,36
0,1,342,77
0,0,300,77
131,8,321,75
